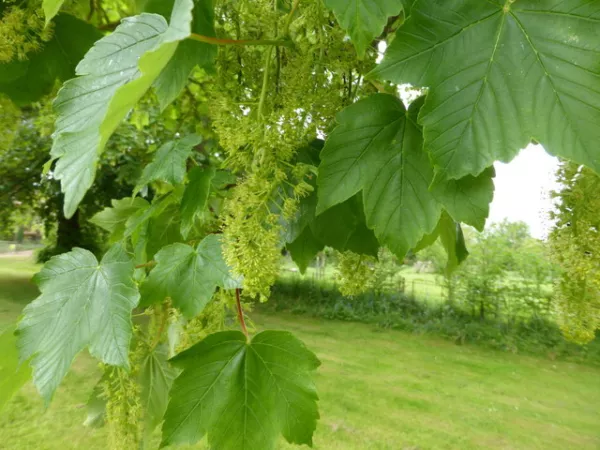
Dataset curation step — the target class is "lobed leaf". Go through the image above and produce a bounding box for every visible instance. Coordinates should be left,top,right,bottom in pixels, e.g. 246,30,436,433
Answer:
50,0,195,218
135,134,202,191
161,330,320,450
317,94,441,259
140,234,241,317
16,245,139,402
371,0,600,179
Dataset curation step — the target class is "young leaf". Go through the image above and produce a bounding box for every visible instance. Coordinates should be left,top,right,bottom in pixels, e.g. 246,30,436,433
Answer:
161,330,320,450
50,0,195,218
0,327,32,411
180,166,216,238
431,167,496,232
140,235,241,317
135,134,202,191
42,0,65,24
371,0,600,179
317,94,441,259
139,344,179,435
16,245,139,402
0,14,101,106
90,197,150,242
322,0,404,57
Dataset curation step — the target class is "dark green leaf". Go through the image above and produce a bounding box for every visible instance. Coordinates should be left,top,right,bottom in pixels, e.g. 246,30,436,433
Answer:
180,166,215,238
152,0,218,109
0,14,101,105
438,212,469,274
17,245,139,402
371,0,600,178
136,134,202,191
139,344,179,434
287,227,325,274
140,235,240,317
161,330,320,449
317,94,441,259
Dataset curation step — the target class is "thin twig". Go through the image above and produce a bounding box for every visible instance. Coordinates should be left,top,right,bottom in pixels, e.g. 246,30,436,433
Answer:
188,33,293,47
235,288,249,339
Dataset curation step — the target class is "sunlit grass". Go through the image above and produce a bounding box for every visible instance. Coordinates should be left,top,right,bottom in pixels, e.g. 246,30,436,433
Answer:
1,257,599,449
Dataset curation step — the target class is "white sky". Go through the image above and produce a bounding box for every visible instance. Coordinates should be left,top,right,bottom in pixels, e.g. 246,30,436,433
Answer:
489,144,561,240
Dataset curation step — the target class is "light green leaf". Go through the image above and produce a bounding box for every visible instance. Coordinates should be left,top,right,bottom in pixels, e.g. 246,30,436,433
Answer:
416,211,469,274
17,245,139,402
84,372,109,428
438,212,469,274
139,344,179,434
317,94,441,259
161,330,320,449
136,134,202,191
90,197,149,242
140,235,240,317
0,14,101,106
432,167,495,232
371,0,600,179
151,0,218,109
50,0,195,218
42,0,65,25
180,166,215,238
322,0,404,57
0,327,32,411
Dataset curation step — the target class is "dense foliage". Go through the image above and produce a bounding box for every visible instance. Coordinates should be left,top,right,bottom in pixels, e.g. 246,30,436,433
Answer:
1,0,600,449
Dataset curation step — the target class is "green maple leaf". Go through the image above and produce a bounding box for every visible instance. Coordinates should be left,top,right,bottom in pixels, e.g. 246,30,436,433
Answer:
139,344,179,435
136,134,202,191
322,0,405,57
0,327,32,411
432,167,496,232
180,166,216,238
42,0,65,24
0,14,101,106
140,235,240,317
317,94,441,259
90,197,150,242
371,0,600,179
50,0,195,218
16,245,140,402
161,330,320,449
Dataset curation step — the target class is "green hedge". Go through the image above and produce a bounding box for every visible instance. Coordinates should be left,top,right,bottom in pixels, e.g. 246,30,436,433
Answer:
263,277,600,366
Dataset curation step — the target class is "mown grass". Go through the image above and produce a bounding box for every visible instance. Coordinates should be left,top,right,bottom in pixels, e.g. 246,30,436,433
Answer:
1,256,599,449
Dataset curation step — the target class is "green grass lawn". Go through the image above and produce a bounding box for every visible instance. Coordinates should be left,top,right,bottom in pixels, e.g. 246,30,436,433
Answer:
1,256,599,449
